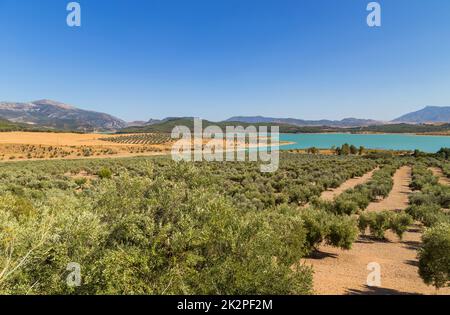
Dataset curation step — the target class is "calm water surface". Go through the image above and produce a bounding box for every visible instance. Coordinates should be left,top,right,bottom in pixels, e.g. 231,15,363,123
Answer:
279,133,450,153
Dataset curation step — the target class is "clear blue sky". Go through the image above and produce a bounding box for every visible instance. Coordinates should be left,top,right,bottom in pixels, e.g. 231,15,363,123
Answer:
1,0,450,122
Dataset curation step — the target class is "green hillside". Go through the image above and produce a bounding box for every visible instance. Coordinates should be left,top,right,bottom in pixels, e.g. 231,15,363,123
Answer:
351,123,450,134
118,118,339,134
0,117,30,132
0,117,83,133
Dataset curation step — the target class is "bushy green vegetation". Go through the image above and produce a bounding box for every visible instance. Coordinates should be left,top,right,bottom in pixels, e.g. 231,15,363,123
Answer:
358,211,413,240
97,167,113,179
0,153,381,294
418,223,450,289
436,148,450,160
0,159,317,294
311,162,400,215
407,165,450,226
0,152,448,294
406,163,450,289
334,143,364,156
299,207,359,251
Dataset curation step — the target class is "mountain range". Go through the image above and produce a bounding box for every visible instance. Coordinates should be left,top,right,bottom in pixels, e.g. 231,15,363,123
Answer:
393,106,450,124
1,99,450,131
227,107,450,126
226,116,383,127
0,99,126,131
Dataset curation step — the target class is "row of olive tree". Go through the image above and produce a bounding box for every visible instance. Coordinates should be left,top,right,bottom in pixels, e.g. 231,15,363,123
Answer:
407,164,450,290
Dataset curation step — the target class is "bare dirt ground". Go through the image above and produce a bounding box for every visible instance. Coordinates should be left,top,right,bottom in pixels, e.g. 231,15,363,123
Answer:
303,165,450,295
303,228,450,295
320,168,378,201
0,132,120,146
430,167,450,186
366,166,412,212
0,131,290,162
0,132,171,161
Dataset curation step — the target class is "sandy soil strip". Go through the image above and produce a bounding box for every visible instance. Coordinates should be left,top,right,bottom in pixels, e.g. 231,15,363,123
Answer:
430,167,450,186
303,229,450,295
320,168,378,202
0,132,121,146
302,166,449,295
366,166,412,212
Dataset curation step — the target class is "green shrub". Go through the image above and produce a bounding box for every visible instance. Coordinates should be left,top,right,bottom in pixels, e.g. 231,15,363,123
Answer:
326,215,359,250
418,223,450,289
333,198,359,215
407,204,449,227
301,209,330,250
389,212,413,240
74,178,87,187
359,212,389,239
301,208,358,251
0,194,36,220
97,168,112,179
359,211,412,240
0,153,385,294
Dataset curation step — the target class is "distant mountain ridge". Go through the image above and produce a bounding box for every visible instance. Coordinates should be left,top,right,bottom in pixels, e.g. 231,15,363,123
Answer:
2,101,450,132
226,116,383,127
0,99,126,131
393,106,450,123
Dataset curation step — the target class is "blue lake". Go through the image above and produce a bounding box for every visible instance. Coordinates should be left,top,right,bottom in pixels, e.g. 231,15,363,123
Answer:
279,133,450,153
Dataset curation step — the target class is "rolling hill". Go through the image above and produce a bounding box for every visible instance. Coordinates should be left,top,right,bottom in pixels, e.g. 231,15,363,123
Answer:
0,117,25,131
118,117,346,134
226,116,383,127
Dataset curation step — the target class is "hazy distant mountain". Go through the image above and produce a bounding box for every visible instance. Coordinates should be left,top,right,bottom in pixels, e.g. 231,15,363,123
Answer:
226,116,382,127
3,101,450,132
126,118,163,127
146,119,162,125
126,121,148,127
0,99,126,131
393,106,450,124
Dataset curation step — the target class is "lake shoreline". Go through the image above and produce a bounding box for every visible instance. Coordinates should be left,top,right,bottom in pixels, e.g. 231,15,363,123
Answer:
284,131,450,137
279,133,450,153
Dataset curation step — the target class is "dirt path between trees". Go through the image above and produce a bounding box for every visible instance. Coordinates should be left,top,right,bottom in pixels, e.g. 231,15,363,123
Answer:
303,228,450,295
320,168,378,202
366,166,412,212
430,167,450,186
303,165,450,295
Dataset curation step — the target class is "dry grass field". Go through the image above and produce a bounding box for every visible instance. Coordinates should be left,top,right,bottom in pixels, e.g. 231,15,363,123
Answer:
0,131,286,161
0,132,171,161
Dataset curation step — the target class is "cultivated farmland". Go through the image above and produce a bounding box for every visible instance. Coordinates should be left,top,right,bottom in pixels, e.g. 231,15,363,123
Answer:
0,153,448,294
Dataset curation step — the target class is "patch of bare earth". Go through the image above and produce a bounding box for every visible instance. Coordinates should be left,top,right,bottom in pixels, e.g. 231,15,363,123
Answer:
430,167,450,186
65,171,98,180
320,168,378,202
0,132,172,162
301,168,377,208
303,166,450,295
366,166,411,212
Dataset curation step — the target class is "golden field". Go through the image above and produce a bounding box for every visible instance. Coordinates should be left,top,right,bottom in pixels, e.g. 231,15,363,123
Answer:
0,131,285,162
0,132,170,161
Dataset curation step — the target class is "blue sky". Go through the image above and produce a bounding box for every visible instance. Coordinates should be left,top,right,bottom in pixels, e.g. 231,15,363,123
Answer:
1,0,450,122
